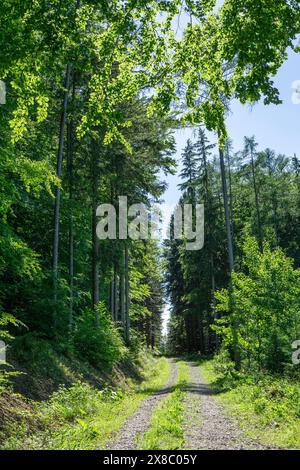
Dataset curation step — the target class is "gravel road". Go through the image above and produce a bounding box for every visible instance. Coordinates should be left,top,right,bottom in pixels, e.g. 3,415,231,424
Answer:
183,362,274,450
106,360,276,450
106,359,178,450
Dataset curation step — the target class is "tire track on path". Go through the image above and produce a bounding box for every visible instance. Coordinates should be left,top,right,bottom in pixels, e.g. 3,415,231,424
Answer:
183,362,273,450
106,359,178,450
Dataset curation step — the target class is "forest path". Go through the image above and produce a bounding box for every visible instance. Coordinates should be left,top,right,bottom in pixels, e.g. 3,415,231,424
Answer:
183,362,273,450
106,359,178,450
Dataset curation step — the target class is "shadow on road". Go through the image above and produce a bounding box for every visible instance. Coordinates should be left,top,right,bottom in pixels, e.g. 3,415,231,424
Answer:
144,361,221,397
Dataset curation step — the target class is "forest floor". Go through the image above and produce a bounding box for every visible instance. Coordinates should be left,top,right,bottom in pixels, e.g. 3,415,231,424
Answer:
1,352,299,450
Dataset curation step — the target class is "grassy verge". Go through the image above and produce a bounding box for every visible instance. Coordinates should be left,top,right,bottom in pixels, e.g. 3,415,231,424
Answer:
201,359,300,449
1,353,170,450
138,361,189,450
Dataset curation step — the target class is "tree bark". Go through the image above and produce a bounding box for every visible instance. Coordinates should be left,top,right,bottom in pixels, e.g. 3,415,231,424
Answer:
114,266,118,322
125,242,130,344
91,138,100,317
250,151,263,252
219,144,234,273
225,146,234,240
110,278,115,320
211,253,219,350
120,246,125,332
53,64,71,324
67,78,75,336
219,138,239,368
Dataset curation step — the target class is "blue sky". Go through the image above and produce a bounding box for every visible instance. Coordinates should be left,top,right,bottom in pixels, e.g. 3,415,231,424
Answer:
161,47,300,333
163,48,300,208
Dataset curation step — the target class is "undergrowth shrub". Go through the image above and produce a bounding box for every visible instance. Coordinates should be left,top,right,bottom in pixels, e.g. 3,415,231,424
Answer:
212,350,241,385
74,306,127,370
209,353,300,427
0,312,23,389
12,332,53,364
214,237,300,373
40,382,123,423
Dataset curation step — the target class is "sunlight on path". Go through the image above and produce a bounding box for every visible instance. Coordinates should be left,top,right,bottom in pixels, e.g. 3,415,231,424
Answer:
183,364,273,450
106,360,178,450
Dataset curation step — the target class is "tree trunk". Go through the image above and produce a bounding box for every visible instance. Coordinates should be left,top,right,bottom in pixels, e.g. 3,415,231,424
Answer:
125,242,130,344
272,194,279,246
67,78,75,336
185,316,191,353
219,138,239,367
110,278,115,320
211,253,219,350
120,247,125,332
267,166,279,245
219,144,234,273
250,151,263,252
53,64,71,325
225,147,234,240
91,139,100,317
114,266,118,322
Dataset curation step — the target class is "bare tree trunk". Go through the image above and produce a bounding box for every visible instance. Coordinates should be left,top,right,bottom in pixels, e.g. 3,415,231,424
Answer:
125,242,130,344
67,78,75,336
272,194,279,246
185,316,191,353
267,164,279,245
110,278,115,320
114,266,118,322
211,253,219,350
225,147,234,240
150,318,155,350
219,144,234,273
250,151,263,252
91,139,100,318
92,214,100,308
53,64,71,326
219,138,239,367
229,279,241,369
211,255,215,306
120,247,125,332
200,129,217,351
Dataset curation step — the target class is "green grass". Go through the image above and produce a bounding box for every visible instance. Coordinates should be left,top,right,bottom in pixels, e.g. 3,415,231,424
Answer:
201,359,300,450
1,354,170,450
138,361,189,450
